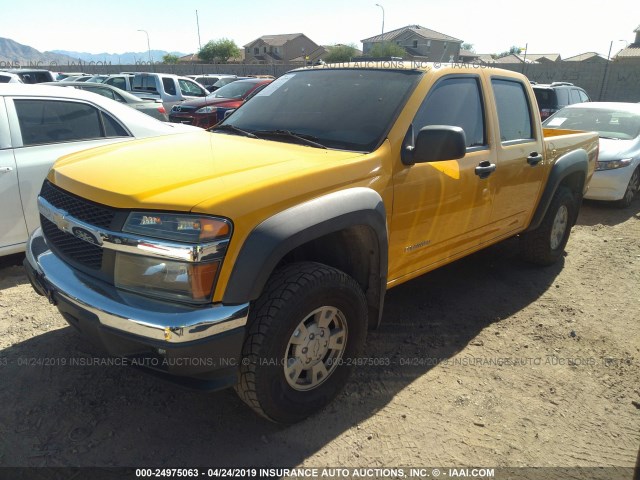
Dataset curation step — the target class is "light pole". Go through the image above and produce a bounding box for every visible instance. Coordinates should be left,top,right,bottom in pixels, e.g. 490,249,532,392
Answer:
599,40,626,100
375,3,385,36
137,29,153,69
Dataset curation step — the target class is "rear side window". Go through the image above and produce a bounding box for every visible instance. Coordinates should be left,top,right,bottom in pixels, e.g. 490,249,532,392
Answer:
570,89,582,104
492,79,533,142
411,76,486,148
578,90,590,102
106,77,126,90
555,88,569,106
162,78,177,95
14,99,127,146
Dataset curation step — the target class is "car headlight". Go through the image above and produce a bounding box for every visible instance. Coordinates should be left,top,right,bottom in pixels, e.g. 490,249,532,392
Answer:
195,106,217,114
122,212,230,243
116,212,232,303
115,253,219,303
595,158,632,171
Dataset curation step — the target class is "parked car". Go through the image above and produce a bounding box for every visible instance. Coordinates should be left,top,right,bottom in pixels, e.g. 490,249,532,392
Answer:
55,72,89,81
186,74,242,92
0,72,23,83
59,75,93,82
543,102,640,207
4,69,56,83
85,75,110,83
23,64,598,423
101,73,136,90
0,84,196,256
131,73,208,110
533,82,590,120
45,81,169,121
169,78,272,128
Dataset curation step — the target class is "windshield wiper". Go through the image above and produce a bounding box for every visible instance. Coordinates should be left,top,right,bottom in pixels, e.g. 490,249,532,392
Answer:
210,124,258,138
599,135,621,140
253,129,327,149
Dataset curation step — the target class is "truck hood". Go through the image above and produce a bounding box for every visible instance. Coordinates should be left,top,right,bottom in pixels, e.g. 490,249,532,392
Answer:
49,131,366,212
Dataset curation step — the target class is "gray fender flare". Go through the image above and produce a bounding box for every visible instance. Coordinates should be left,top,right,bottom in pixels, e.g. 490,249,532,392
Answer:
526,149,588,232
222,188,388,315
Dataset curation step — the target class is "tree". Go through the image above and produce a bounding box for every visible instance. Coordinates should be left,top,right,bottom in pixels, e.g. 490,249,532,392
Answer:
198,38,241,64
162,53,179,64
461,43,475,52
368,41,406,58
323,43,359,63
494,46,522,59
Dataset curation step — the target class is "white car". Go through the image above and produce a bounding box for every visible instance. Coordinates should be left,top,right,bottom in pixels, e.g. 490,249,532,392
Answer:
0,72,23,83
543,102,640,208
0,84,197,256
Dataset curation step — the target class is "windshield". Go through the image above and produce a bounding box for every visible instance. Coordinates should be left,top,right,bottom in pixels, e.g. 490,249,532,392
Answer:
208,81,261,99
543,108,640,140
217,69,422,152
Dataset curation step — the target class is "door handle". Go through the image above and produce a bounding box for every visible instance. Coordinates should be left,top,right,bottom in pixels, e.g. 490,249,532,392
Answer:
475,161,496,179
0,166,14,174
527,152,543,166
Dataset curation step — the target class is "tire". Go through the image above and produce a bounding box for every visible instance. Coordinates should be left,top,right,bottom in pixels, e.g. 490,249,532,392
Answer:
520,186,577,266
235,262,368,424
616,166,639,209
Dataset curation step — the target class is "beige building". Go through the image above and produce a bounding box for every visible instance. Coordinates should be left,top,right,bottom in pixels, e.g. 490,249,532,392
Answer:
614,25,640,62
243,33,321,64
361,24,463,62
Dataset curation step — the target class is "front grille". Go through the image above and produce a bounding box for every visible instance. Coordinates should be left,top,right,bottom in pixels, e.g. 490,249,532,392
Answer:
41,215,103,270
40,181,115,229
172,105,197,113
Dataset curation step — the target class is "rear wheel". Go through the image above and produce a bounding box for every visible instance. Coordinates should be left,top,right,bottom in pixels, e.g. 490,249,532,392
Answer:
617,166,639,209
235,262,367,424
520,186,577,266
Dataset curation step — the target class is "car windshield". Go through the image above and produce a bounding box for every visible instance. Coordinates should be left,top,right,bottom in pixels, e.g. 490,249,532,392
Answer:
207,81,259,99
217,69,422,152
543,108,640,140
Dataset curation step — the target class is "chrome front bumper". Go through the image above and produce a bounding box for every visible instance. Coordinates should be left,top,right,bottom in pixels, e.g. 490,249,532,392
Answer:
25,227,249,344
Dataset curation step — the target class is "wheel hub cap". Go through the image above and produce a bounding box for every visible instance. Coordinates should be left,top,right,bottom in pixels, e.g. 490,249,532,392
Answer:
284,306,348,391
550,205,568,250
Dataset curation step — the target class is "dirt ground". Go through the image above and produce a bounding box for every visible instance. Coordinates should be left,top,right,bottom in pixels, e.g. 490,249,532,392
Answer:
0,199,638,475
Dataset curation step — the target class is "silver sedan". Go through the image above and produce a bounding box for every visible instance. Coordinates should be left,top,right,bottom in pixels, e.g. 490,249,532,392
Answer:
0,84,196,256
543,102,640,208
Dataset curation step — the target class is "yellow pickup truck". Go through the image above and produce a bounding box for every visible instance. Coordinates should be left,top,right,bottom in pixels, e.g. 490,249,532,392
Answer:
25,63,598,423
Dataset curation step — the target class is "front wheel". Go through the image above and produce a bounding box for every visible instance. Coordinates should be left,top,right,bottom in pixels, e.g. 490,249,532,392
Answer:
235,262,367,424
520,186,577,266
617,166,639,209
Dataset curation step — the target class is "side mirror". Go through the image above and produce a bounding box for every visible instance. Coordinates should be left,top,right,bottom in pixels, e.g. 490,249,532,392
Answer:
404,125,466,165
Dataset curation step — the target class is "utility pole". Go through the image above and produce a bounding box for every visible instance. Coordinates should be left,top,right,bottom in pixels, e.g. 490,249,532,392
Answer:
196,10,202,52
375,4,385,36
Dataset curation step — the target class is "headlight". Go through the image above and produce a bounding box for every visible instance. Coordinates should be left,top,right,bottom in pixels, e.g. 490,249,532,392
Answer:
595,158,632,171
196,106,217,114
123,212,231,243
115,253,219,303
118,212,232,303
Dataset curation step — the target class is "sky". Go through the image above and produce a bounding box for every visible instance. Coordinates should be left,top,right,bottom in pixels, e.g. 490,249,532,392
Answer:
2,0,637,59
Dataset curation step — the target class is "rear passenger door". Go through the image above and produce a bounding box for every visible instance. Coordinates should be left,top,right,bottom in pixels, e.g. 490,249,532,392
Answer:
7,98,132,236
487,77,545,236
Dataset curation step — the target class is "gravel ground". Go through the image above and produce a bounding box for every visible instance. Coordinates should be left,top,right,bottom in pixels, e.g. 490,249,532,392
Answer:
0,199,638,476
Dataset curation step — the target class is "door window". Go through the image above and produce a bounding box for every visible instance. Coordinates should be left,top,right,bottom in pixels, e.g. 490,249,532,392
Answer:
491,79,533,142
412,76,486,148
14,99,128,146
